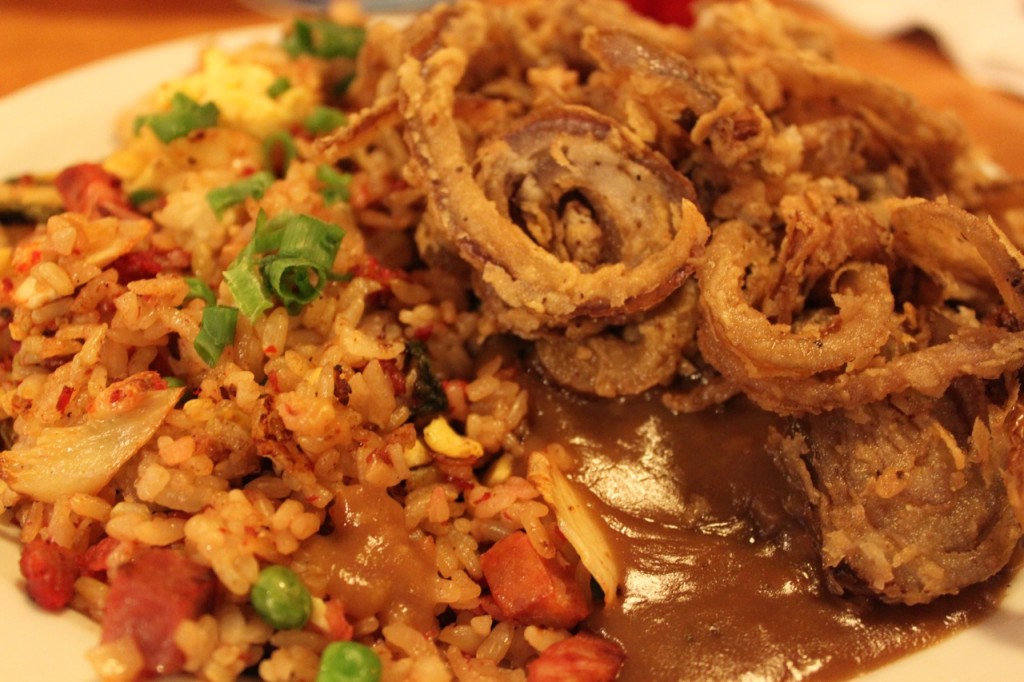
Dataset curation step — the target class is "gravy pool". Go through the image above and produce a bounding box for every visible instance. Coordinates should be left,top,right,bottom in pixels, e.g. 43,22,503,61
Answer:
526,377,1014,681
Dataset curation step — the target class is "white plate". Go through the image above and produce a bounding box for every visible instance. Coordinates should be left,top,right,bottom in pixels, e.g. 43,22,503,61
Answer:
1,22,1023,682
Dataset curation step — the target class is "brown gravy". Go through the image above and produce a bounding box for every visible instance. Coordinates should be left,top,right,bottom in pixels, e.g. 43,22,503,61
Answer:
526,379,1014,681
293,484,439,635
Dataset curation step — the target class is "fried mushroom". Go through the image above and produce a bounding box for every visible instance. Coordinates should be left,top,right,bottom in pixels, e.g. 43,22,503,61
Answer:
770,384,1022,605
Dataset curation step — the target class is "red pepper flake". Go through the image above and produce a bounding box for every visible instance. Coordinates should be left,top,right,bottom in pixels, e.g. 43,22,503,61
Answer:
443,379,468,421
436,457,475,490
379,359,407,396
15,250,41,274
349,174,373,210
368,447,393,465
412,324,434,341
267,371,281,393
55,385,74,413
350,255,407,291
264,345,278,356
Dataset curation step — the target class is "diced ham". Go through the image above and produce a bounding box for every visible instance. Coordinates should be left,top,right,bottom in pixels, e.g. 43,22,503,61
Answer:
526,633,627,682
54,163,141,219
102,547,216,676
19,539,80,611
109,247,191,284
623,0,696,26
80,536,121,576
480,531,590,629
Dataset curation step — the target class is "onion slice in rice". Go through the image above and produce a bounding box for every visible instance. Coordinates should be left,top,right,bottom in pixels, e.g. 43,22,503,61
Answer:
527,450,621,604
0,385,183,503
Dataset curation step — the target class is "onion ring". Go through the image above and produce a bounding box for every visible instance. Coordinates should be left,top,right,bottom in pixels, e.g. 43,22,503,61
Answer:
698,219,896,380
398,43,709,334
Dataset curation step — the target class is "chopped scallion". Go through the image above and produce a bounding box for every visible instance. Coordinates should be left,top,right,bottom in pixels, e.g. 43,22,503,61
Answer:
128,188,161,209
223,230,275,321
273,213,345,272
304,106,347,136
266,76,292,99
193,304,238,367
206,171,275,218
316,165,351,205
183,276,216,305
283,19,365,60
223,211,345,321
134,92,219,144
262,255,324,314
251,212,288,254
263,131,298,178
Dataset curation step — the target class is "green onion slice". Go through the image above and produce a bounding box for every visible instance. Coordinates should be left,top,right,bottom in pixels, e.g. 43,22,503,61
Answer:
274,213,345,270
223,251,274,322
304,106,347,136
128,188,161,209
134,92,219,144
283,19,365,59
206,171,275,218
223,212,344,321
316,165,351,205
263,130,298,178
262,255,324,315
194,304,238,367
266,76,292,99
183,276,216,306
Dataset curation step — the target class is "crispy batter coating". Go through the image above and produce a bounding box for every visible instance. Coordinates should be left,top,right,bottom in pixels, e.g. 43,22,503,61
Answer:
314,0,1024,603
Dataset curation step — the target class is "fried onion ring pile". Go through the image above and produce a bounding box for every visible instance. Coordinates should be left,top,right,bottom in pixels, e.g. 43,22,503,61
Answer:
314,0,1024,603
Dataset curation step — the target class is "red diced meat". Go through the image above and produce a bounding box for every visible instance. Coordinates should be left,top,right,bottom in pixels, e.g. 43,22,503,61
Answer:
623,0,696,26
80,537,120,576
480,531,590,629
102,547,216,676
110,247,191,284
54,163,141,219
526,633,627,682
19,539,80,611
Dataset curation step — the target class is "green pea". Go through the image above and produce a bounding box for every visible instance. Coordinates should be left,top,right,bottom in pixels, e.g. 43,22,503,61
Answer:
250,565,312,630
316,641,382,682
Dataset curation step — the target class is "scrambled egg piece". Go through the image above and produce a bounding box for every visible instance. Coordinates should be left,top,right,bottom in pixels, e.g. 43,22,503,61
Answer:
105,46,320,188
154,47,319,139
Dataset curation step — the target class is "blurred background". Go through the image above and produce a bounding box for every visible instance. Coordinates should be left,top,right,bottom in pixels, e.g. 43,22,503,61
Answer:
2,0,1022,174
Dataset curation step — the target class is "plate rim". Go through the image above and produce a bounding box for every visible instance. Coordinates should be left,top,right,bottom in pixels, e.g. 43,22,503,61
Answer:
0,18,1022,682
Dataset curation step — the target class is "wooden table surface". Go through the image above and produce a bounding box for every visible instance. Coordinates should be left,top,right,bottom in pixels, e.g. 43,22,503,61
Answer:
2,0,1023,175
